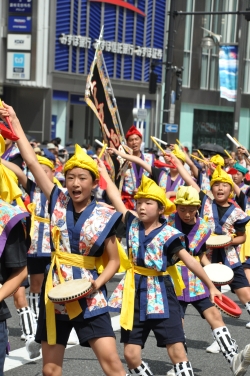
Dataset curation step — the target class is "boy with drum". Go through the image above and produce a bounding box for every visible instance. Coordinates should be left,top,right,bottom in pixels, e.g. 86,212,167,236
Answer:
0,102,130,376
98,159,227,376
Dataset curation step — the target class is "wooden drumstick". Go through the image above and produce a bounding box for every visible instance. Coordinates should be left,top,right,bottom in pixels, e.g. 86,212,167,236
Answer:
151,136,167,155
98,143,107,159
197,149,206,160
191,154,209,165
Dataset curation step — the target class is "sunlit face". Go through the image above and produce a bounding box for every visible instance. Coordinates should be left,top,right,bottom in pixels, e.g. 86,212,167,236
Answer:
232,171,244,186
136,198,164,223
65,167,98,204
211,182,232,204
40,164,54,183
127,135,142,154
176,205,199,224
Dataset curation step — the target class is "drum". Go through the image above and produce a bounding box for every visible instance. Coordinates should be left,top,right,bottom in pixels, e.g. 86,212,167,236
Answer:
203,264,234,286
214,294,242,318
206,235,232,249
48,279,93,304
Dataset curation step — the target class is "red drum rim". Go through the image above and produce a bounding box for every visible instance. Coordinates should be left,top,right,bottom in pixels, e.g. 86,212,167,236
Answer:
214,294,242,318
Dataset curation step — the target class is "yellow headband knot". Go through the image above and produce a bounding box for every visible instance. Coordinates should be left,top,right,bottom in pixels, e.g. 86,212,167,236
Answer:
134,175,176,215
64,144,99,179
37,155,54,170
174,186,201,206
210,154,225,167
172,145,186,163
210,165,234,188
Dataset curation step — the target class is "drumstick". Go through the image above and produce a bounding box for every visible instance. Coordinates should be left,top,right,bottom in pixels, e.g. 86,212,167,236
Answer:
233,136,242,147
151,136,167,155
226,134,240,148
95,139,105,147
176,139,184,148
98,143,107,159
224,150,232,159
197,149,206,160
190,154,209,165
152,136,169,146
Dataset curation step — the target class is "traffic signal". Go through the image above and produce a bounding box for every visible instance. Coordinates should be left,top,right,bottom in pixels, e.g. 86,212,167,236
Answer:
149,71,158,94
176,76,182,100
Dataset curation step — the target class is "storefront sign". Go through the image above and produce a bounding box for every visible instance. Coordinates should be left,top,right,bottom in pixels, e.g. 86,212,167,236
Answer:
6,52,30,80
9,0,32,14
8,16,32,32
59,34,163,59
7,34,31,50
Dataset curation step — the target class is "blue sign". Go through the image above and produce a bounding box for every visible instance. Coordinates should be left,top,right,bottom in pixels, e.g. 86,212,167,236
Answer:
9,0,32,14
51,115,57,139
13,53,25,73
70,94,86,105
165,123,178,133
8,16,32,32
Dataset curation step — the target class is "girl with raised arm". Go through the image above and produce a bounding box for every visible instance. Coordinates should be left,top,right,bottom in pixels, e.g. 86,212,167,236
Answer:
0,102,129,376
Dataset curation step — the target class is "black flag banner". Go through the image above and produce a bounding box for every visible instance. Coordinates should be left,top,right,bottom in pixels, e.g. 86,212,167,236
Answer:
85,49,130,183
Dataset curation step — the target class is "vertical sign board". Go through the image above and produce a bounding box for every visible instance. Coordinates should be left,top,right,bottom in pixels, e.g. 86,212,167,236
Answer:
6,52,30,79
9,0,32,14
51,115,57,139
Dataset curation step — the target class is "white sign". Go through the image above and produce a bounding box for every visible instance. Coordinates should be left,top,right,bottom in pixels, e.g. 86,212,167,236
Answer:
59,34,163,60
6,52,30,80
132,108,148,120
7,34,31,50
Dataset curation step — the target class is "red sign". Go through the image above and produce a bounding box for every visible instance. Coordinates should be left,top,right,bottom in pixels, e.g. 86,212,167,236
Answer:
89,0,146,17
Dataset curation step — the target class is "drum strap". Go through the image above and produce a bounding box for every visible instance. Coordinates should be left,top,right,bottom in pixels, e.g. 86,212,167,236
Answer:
120,256,185,331
27,203,50,239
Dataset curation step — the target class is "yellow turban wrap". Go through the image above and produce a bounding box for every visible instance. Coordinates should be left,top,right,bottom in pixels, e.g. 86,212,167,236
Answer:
172,145,186,163
64,144,99,179
37,155,54,170
210,154,225,167
174,186,201,206
210,165,234,188
134,175,176,215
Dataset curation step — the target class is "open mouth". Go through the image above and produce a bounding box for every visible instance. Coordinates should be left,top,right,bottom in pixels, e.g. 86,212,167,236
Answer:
72,190,81,198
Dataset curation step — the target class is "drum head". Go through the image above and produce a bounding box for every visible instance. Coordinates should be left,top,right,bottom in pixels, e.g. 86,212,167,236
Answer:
48,279,92,303
214,294,242,318
204,264,234,286
206,235,232,248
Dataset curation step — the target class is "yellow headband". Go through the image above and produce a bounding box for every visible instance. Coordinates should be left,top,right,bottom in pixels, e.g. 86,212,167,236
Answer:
210,154,225,167
172,144,186,163
37,155,54,170
64,144,99,179
174,186,201,206
210,165,234,188
134,175,176,215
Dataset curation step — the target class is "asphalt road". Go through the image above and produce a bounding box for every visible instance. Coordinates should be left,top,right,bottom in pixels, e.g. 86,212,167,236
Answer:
4,275,250,376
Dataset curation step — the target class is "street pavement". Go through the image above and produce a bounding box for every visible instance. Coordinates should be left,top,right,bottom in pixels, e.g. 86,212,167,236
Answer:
3,275,250,376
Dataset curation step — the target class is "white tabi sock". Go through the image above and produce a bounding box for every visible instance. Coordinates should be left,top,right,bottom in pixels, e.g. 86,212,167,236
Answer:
213,326,238,365
245,301,250,315
174,361,194,376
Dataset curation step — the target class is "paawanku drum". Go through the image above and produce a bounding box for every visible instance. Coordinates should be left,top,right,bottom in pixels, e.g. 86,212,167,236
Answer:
203,264,234,286
48,279,93,304
206,235,232,249
214,294,242,318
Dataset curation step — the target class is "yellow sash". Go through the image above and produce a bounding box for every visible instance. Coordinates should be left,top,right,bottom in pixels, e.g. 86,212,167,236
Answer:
120,256,185,331
45,227,131,344
27,203,50,239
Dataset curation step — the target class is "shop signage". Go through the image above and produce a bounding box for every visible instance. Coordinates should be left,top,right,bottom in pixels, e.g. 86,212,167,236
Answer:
9,0,32,14
8,16,32,32
59,34,163,60
7,34,31,50
6,52,30,80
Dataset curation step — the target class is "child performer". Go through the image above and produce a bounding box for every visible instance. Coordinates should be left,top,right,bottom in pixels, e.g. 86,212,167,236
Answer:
98,158,231,376
0,161,30,374
166,185,250,374
1,154,66,358
0,102,130,376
